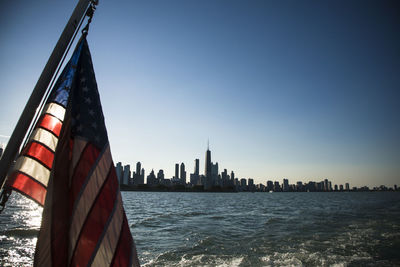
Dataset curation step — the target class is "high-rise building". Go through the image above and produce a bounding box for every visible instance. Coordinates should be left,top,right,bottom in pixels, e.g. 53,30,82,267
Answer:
240,178,247,187
266,180,274,191
274,181,281,191
157,169,164,180
334,184,338,191
328,181,332,191
194,159,199,176
180,163,186,185
339,184,344,191
140,168,145,184
175,163,179,179
283,178,289,191
115,162,123,184
205,146,212,189
345,183,350,191
123,164,131,185
324,179,329,191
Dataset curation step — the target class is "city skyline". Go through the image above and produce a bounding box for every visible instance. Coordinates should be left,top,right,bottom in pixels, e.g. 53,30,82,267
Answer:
114,145,397,190
1,1,399,188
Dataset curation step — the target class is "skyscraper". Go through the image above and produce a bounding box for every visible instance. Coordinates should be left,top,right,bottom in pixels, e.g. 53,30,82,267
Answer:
180,162,186,185
194,159,199,176
175,163,179,179
115,162,123,185
205,145,212,189
283,178,289,192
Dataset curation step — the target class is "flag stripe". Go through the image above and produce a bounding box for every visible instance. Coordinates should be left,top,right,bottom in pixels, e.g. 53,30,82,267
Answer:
69,145,112,258
14,156,51,186
70,138,88,177
38,114,62,137
111,215,134,267
7,172,47,205
43,102,66,121
70,165,118,266
22,141,54,169
70,143,101,203
90,192,123,266
30,128,58,152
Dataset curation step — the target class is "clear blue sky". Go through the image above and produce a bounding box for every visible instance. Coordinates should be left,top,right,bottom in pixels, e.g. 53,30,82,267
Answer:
1,0,399,188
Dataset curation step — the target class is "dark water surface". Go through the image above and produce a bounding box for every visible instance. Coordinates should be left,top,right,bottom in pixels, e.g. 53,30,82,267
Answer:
1,192,400,266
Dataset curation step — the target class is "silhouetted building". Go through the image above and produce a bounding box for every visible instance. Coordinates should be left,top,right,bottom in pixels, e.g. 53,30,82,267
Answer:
123,164,131,185
175,163,179,179
115,162,123,184
266,180,274,191
157,169,164,180
334,184,338,191
240,178,247,187
283,178,289,192
180,163,186,185
296,181,303,191
339,184,344,191
205,146,212,189
345,183,350,191
274,181,281,191
147,169,157,185
194,159,199,175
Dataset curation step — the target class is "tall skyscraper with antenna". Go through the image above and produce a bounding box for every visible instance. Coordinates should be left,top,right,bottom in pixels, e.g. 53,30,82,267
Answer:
205,140,212,189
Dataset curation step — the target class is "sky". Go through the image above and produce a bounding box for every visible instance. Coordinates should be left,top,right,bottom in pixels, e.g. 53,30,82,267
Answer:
0,0,399,188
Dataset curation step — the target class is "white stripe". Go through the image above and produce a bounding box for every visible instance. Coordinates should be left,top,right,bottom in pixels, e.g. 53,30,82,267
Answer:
43,103,66,122
13,156,50,186
91,194,123,266
30,128,58,152
68,145,112,261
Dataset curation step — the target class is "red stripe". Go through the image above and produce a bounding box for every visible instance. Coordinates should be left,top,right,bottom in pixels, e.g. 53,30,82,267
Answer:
22,141,54,169
70,144,100,208
111,215,133,267
7,172,47,205
38,113,62,137
70,164,118,266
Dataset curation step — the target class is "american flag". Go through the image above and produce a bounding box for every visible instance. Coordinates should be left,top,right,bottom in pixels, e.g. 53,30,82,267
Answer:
8,37,139,266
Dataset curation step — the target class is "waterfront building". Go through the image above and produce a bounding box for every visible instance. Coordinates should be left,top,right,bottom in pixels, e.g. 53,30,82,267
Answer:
324,179,329,191
334,184,338,191
211,162,219,186
339,184,344,191
205,146,212,189
230,171,235,186
175,163,179,179
194,159,199,175
266,180,274,191
328,181,332,191
123,164,131,185
180,163,186,185
274,181,281,191
240,178,247,187
345,183,350,191
157,169,164,181
283,178,289,192
140,168,145,184
115,162,123,184
147,169,157,185
296,181,303,191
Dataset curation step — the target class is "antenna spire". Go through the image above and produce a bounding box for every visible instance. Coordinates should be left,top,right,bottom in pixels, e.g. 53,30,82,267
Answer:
207,138,209,150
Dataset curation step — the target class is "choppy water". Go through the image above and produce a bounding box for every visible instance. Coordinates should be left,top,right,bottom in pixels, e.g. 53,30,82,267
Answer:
1,192,400,266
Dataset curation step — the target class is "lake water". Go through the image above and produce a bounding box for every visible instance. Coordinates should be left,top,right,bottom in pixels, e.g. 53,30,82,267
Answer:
1,191,400,266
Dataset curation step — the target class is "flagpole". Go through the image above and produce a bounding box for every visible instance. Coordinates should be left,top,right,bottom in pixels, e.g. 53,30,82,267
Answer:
0,0,95,191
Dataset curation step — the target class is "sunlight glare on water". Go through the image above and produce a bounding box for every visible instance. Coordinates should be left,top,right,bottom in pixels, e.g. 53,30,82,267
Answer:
0,193,42,267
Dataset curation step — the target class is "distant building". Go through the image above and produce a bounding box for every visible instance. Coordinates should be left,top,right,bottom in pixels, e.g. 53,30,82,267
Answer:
175,163,179,179
266,180,274,191
157,169,164,180
296,181,303,191
339,184,344,191
240,178,247,187
283,178,289,192
194,159,199,175
345,183,350,191
147,169,157,185
274,181,281,192
334,184,338,191
123,164,131,185
115,162,123,184
205,146,212,189
180,163,186,185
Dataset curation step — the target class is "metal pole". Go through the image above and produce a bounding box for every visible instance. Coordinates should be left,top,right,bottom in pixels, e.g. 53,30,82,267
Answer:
0,0,92,189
